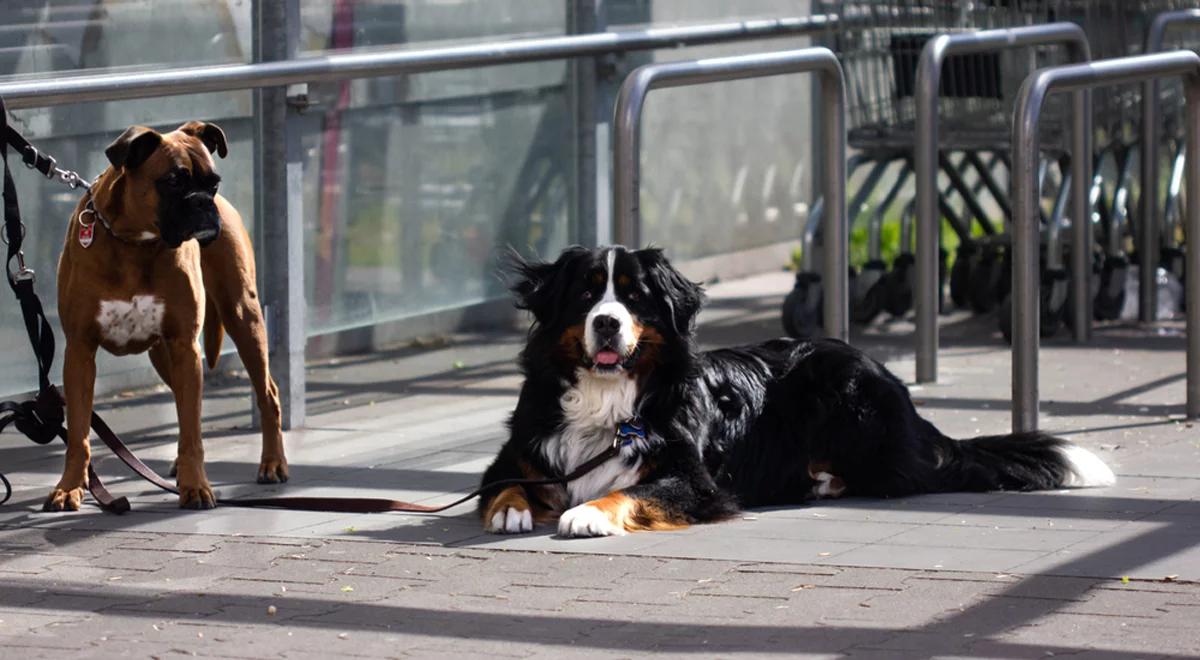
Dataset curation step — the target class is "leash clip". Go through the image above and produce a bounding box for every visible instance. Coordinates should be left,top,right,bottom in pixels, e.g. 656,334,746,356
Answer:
10,251,34,282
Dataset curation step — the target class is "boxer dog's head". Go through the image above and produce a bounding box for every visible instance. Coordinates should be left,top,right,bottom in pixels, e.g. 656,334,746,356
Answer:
100,121,227,248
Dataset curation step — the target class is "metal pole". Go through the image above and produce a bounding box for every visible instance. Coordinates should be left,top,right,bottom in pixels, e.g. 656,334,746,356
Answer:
254,0,305,430
611,47,848,340
914,23,1090,383
1070,88,1093,342
0,16,835,109
1186,71,1200,418
1011,51,1200,431
1141,9,1200,323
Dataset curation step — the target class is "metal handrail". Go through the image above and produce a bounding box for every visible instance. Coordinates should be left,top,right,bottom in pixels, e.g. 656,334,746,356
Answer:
1140,9,1200,323
611,47,848,341
1010,50,1200,432
0,16,834,109
913,23,1091,384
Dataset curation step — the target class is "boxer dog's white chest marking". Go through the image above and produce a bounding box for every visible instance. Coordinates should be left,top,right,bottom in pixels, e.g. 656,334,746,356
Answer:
96,295,165,346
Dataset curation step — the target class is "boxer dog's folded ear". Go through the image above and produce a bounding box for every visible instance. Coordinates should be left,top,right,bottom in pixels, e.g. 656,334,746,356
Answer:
104,126,163,170
176,121,229,159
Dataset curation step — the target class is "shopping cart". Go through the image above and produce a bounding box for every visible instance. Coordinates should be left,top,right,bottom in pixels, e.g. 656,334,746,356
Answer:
783,1,1196,339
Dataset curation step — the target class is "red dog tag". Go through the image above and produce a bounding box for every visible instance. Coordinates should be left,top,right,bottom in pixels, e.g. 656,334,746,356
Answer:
79,220,95,248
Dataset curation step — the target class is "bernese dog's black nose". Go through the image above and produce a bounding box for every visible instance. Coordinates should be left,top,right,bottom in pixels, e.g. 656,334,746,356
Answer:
592,314,620,338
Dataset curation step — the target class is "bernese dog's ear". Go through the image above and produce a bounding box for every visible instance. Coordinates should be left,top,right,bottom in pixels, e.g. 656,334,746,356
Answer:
505,246,588,326
636,247,705,336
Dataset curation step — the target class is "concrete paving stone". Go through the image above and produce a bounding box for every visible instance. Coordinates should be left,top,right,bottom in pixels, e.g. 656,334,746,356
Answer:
636,534,863,564
353,551,495,582
574,577,696,605
818,543,1047,573
982,491,1175,516
621,557,739,581
883,522,1099,552
179,538,314,570
227,557,348,586
0,551,74,574
751,500,963,525
292,514,492,546
928,507,1142,532
1055,587,1199,618
731,562,843,577
721,515,913,543
281,573,420,602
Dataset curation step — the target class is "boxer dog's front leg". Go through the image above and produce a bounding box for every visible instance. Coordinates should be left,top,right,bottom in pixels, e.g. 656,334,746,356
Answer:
166,338,215,509
44,341,97,511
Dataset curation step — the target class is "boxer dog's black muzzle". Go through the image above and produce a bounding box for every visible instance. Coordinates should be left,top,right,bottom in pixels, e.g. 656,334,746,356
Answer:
156,169,222,248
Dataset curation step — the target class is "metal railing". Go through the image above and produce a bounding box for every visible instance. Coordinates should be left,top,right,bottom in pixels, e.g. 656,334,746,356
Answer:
1141,9,1200,323
913,23,1092,383
612,47,848,340
0,14,834,427
1010,50,1200,432
0,17,834,109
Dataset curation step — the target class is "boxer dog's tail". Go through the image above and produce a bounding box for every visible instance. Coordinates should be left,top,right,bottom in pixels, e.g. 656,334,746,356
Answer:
203,298,224,370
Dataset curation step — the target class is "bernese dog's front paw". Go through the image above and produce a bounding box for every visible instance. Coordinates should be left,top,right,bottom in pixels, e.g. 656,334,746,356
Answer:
558,503,626,538
486,506,533,534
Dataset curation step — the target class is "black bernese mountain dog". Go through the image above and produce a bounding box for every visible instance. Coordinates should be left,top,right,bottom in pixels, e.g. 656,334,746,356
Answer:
479,246,1114,537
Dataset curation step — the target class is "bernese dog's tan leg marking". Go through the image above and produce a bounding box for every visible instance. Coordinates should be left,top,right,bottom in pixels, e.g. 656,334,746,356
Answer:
808,461,846,499
558,491,689,537
483,486,533,534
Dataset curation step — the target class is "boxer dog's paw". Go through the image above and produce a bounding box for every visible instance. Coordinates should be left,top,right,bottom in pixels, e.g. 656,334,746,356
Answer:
178,482,217,509
42,486,85,512
256,457,289,484
485,506,533,534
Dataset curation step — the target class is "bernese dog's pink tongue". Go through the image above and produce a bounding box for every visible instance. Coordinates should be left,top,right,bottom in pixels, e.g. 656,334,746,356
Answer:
594,350,621,366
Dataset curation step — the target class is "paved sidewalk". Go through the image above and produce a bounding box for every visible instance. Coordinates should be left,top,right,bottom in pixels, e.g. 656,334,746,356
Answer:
2,271,1199,658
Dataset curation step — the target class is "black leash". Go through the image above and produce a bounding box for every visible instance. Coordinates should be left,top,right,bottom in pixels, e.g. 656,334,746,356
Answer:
0,96,132,511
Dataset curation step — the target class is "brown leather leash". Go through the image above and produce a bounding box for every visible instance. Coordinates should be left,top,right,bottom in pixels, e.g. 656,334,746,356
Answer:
92,410,628,514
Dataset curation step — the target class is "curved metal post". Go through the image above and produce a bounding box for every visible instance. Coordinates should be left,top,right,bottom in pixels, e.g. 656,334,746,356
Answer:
612,47,848,340
1141,9,1200,322
1011,51,1200,432
915,23,1091,382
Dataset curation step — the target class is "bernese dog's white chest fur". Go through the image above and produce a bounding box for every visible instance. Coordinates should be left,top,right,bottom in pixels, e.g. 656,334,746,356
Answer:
542,370,642,506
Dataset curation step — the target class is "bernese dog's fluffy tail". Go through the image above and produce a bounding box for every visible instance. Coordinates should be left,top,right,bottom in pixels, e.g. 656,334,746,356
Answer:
926,428,1115,493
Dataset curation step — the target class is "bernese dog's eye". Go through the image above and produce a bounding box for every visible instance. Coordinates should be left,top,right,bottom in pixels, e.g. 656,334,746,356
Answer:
627,290,640,302
581,290,594,301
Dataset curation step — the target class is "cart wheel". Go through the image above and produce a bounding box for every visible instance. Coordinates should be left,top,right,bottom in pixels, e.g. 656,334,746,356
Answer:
782,271,823,338
1162,247,1186,312
1094,254,1128,321
851,260,887,324
949,243,976,309
883,253,915,317
968,244,1005,313
1040,267,1068,338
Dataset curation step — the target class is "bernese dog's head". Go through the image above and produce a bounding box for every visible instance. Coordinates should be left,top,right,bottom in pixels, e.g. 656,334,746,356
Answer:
508,246,704,380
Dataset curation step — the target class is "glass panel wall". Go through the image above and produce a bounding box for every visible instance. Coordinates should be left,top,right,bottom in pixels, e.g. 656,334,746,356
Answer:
616,0,816,262
0,0,817,398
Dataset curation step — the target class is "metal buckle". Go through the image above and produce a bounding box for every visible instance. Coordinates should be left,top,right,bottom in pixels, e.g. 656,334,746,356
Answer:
9,252,34,283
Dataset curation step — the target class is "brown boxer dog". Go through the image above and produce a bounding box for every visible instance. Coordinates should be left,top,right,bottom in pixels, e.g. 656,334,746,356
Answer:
45,121,286,511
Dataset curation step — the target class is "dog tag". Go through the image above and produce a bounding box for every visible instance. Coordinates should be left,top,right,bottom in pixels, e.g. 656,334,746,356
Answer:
78,220,95,248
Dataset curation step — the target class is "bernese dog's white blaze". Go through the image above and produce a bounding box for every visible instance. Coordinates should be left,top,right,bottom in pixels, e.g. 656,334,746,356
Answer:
479,246,1117,538
583,249,637,373
1057,445,1116,488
